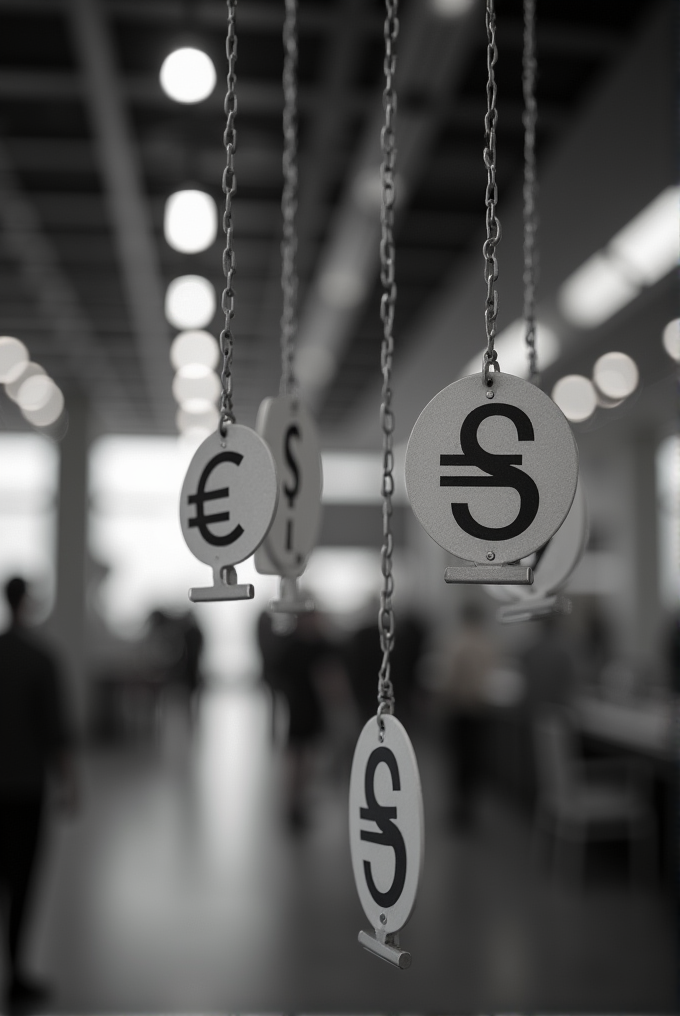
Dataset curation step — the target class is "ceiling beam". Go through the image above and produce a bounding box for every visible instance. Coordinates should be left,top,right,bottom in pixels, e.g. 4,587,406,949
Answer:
68,0,173,430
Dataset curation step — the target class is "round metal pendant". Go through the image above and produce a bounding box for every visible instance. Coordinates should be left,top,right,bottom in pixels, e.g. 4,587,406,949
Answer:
180,425,278,570
405,372,579,565
254,395,323,577
486,478,588,603
349,715,424,937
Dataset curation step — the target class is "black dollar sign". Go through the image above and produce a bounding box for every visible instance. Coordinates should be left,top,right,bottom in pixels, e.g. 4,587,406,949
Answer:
188,451,245,547
440,403,539,541
283,424,301,507
360,746,407,909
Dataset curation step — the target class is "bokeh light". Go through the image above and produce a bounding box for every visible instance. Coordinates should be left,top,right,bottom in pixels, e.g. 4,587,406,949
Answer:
552,374,597,423
170,330,220,372
164,190,218,253
592,351,639,402
160,48,216,104
165,275,216,330
0,336,29,383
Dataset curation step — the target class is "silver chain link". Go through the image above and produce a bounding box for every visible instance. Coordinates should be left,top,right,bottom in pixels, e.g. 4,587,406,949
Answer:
219,0,238,433
522,0,539,384
280,0,299,396
482,0,501,386
377,0,399,726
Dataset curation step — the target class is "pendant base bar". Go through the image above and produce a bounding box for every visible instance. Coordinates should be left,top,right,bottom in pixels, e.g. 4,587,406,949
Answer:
358,929,411,969
497,593,572,624
269,576,314,615
445,565,534,585
189,565,254,602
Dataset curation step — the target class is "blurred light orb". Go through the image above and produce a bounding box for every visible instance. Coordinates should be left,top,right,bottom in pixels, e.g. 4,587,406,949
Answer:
662,318,680,362
21,383,64,427
552,374,597,423
592,351,639,402
160,48,216,104
0,336,29,383
170,329,220,371
430,0,475,15
5,362,45,403
164,189,217,253
172,365,221,409
176,404,219,437
17,374,58,412
165,275,216,329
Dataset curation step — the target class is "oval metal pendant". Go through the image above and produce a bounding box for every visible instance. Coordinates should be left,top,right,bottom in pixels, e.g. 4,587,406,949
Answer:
180,425,278,571
486,478,588,605
349,715,424,947
405,372,579,564
254,394,323,577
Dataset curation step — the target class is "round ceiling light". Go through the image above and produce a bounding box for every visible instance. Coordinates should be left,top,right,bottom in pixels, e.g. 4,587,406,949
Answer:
17,373,58,412
160,48,216,104
0,336,29,384
21,382,64,428
662,318,680,362
170,330,220,372
165,275,216,330
551,374,597,423
172,365,221,410
592,351,639,404
164,189,218,253
5,362,45,403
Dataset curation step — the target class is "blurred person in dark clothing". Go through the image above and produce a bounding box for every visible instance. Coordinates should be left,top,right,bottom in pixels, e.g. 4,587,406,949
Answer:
0,577,75,1010
179,611,204,721
345,618,382,724
439,601,495,829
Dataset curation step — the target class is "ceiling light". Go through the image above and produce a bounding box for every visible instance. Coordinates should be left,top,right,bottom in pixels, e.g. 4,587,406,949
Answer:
165,275,216,329
17,374,58,412
558,252,640,329
662,318,680,362
172,365,221,408
552,374,597,423
170,330,220,371
430,0,475,14
20,382,64,428
592,351,639,403
160,48,216,104
176,404,219,437
460,319,560,379
0,336,29,383
608,186,679,287
5,362,45,403
164,189,217,254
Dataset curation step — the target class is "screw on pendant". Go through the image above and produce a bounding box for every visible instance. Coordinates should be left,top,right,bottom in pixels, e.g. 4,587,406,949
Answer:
487,551,495,561
486,390,494,399
380,913,387,924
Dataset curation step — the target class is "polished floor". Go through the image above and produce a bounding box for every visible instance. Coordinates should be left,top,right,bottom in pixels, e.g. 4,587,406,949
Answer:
7,687,677,1014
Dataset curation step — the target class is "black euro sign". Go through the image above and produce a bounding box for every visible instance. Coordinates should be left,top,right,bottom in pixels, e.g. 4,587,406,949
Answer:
187,451,245,547
360,746,407,909
440,403,539,541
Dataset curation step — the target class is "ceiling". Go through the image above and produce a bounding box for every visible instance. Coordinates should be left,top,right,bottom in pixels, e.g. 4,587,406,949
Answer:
0,0,670,439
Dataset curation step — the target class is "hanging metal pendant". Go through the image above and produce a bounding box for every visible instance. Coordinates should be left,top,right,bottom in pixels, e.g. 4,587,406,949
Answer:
180,426,278,601
254,394,322,610
405,371,579,583
349,715,424,970
486,478,588,622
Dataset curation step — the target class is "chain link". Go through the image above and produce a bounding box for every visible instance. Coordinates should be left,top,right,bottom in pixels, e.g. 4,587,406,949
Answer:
280,0,299,396
522,0,539,384
219,0,238,433
377,0,399,725
482,0,501,385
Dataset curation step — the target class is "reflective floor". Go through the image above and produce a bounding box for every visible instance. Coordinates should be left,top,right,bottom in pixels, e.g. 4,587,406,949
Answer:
12,687,677,1014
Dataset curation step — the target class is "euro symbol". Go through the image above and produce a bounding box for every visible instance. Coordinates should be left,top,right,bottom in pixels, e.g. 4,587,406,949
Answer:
360,746,407,909
187,451,245,547
440,403,539,541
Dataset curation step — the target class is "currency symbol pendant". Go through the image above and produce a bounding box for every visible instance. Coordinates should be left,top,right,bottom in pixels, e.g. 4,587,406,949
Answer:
180,426,278,601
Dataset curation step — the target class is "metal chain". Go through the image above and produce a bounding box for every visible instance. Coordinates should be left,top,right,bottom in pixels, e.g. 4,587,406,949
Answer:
219,0,238,433
522,0,539,384
482,0,501,385
377,0,399,727
280,0,298,396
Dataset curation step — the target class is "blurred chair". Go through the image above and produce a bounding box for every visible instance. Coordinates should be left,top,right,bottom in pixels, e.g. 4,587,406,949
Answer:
532,708,656,884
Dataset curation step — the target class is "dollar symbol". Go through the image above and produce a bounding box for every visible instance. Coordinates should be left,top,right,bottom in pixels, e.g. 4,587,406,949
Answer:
360,746,407,909
440,403,539,541
187,451,245,547
283,424,301,508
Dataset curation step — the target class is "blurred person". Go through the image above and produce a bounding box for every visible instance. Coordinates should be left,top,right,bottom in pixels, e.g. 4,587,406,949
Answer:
178,611,204,722
344,609,382,724
439,601,495,829
521,614,578,713
0,577,75,1010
